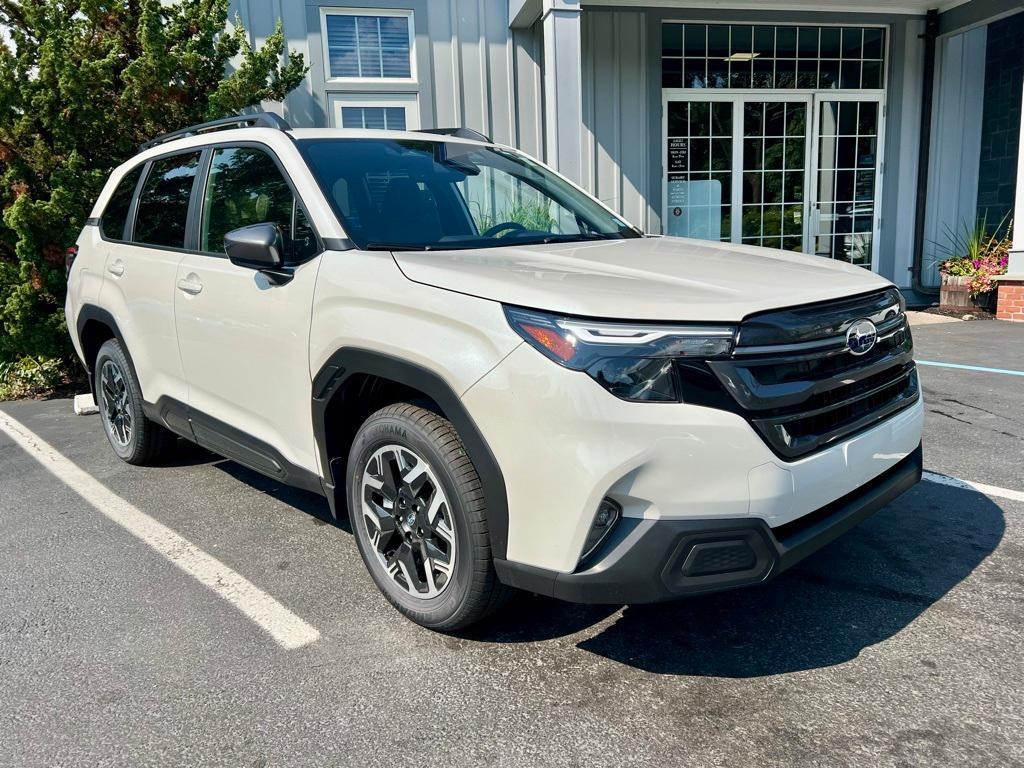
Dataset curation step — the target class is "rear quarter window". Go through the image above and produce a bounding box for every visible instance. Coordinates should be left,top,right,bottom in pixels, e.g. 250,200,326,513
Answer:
100,165,143,240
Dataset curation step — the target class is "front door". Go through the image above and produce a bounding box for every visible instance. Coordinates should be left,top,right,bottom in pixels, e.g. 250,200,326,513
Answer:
174,144,323,478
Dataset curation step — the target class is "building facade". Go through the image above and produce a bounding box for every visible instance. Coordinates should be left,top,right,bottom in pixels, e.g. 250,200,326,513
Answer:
233,0,1024,293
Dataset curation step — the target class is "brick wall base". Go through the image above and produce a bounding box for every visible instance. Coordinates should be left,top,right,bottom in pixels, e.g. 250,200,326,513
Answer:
996,279,1024,322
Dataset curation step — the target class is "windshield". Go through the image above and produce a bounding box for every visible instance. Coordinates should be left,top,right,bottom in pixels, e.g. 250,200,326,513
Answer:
299,138,641,250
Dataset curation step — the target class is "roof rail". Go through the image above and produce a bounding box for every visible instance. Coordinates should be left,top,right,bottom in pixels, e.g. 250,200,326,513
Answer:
139,112,292,151
418,127,493,143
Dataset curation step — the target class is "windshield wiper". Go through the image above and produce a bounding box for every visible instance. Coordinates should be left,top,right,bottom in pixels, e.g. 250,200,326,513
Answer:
363,242,434,251
537,233,617,244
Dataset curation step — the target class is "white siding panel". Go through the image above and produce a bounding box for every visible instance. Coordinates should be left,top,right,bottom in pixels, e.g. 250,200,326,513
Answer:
582,10,652,230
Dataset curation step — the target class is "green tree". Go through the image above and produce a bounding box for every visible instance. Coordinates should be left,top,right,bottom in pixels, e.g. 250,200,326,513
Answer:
0,0,307,387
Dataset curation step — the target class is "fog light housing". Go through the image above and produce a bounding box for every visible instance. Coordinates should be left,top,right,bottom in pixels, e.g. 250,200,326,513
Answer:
581,498,622,561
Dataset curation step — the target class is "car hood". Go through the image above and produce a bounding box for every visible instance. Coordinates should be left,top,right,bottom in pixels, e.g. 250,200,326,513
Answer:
391,236,893,322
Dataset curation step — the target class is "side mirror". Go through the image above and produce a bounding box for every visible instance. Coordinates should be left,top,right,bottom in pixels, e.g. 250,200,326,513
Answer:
225,222,285,270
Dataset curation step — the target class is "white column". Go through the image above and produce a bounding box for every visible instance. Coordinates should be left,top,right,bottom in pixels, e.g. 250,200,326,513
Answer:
1011,75,1024,272
541,0,583,183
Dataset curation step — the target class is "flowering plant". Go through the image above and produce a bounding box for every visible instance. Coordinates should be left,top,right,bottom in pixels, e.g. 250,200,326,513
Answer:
937,216,1012,298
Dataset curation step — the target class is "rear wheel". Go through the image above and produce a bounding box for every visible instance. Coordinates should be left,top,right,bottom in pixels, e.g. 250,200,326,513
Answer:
95,339,177,464
347,403,511,630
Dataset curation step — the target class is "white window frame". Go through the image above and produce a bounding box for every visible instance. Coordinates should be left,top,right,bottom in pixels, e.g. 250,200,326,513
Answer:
329,92,421,130
320,7,417,85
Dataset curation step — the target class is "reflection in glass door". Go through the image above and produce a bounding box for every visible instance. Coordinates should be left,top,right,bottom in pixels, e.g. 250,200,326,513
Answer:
740,100,809,251
811,99,881,267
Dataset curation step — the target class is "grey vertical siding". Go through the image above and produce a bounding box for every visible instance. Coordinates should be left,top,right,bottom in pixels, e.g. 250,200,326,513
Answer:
581,10,654,231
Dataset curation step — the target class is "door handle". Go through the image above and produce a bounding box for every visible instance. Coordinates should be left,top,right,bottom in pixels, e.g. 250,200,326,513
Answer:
177,275,203,296
107,260,125,277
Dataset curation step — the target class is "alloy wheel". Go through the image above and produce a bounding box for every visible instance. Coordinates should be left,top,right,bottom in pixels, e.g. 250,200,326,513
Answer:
360,444,457,599
100,359,133,449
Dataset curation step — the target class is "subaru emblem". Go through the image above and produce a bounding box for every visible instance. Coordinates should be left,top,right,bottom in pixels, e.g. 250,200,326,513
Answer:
846,319,877,356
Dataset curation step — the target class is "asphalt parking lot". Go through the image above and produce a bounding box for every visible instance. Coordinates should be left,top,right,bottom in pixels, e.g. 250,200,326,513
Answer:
1,317,1022,767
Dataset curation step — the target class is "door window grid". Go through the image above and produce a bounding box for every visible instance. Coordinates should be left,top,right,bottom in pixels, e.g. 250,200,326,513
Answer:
662,24,885,91
740,102,806,252
665,101,733,242
815,101,878,266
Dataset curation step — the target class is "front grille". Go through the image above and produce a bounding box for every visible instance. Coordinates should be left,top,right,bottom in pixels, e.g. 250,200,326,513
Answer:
689,289,919,460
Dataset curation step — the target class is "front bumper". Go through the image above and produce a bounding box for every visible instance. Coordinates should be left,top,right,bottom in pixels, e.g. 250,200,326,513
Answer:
495,443,922,604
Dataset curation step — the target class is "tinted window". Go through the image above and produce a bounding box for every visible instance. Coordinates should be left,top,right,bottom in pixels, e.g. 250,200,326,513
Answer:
300,139,639,250
134,152,201,248
201,147,290,252
201,147,316,262
101,166,143,240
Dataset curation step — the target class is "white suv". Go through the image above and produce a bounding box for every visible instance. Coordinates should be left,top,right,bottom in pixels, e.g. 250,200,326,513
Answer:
66,113,923,630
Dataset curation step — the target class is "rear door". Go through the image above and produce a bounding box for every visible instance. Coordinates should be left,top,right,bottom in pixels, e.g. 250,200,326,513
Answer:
173,144,323,481
98,151,201,409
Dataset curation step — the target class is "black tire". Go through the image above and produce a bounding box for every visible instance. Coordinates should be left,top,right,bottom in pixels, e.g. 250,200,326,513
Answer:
94,339,177,465
347,403,512,631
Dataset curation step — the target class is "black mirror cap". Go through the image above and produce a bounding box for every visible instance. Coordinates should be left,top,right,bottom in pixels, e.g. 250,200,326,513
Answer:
225,223,285,271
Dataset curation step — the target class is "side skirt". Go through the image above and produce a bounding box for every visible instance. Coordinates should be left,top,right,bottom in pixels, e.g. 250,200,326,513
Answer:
142,396,325,497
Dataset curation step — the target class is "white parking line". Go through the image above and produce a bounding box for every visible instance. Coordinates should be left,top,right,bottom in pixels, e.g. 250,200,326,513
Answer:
923,471,1024,504
0,411,320,650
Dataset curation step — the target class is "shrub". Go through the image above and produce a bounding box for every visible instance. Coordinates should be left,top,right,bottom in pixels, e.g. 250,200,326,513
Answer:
0,0,308,394
936,216,1012,298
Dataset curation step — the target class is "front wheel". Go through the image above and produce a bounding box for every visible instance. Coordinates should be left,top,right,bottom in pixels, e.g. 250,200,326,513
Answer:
347,403,511,630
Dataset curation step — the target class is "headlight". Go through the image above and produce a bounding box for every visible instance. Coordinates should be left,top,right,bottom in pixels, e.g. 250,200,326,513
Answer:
503,306,736,403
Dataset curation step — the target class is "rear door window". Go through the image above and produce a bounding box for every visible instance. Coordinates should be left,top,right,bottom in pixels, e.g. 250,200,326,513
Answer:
133,152,201,249
101,165,143,240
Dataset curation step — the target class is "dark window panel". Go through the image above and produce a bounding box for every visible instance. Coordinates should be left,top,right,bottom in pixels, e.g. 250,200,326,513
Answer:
689,101,710,136
784,171,804,202
775,59,796,88
690,138,711,172
707,59,728,88
785,103,806,136
785,137,805,169
854,214,873,233
731,25,753,55
835,170,856,201
730,61,752,88
744,103,764,136
764,101,786,136
711,138,731,171
762,205,783,236
797,26,819,57
855,170,875,200
721,210,732,240
840,60,862,89
662,23,683,56
842,27,863,58
783,235,802,251
784,204,803,234
763,172,784,204
797,60,817,88
712,101,732,135
133,152,200,249
858,101,879,135
662,57,682,88
837,136,858,168
752,57,774,88
838,101,858,134
764,138,785,170
711,171,732,201
820,27,842,58
861,60,883,89
684,58,707,88
744,139,764,170
776,26,797,57
819,59,840,90
743,172,762,204
754,26,775,57
863,28,884,59
707,25,729,58
742,206,762,236
856,137,876,167
667,102,687,136
685,24,707,57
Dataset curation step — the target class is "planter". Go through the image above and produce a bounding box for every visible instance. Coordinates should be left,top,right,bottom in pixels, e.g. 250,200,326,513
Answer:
940,274,995,312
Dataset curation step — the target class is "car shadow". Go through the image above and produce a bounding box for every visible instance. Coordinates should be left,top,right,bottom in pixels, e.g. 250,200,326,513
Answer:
461,482,1005,678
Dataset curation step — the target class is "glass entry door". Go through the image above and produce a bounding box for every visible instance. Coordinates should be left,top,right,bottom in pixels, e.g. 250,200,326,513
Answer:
810,97,882,268
663,92,883,267
664,94,812,252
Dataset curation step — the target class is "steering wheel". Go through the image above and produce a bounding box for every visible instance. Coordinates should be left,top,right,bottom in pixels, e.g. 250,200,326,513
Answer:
481,221,527,238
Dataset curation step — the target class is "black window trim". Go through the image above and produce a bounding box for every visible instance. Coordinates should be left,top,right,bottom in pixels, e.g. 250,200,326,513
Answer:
96,140,328,265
